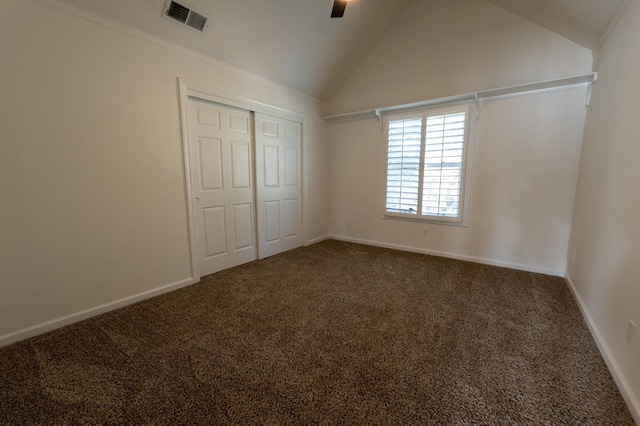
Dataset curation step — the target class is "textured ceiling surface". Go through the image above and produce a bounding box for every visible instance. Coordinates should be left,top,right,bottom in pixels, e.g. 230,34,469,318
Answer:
56,0,625,100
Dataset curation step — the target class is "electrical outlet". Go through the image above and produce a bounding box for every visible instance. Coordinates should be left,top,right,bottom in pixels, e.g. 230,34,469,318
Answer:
422,229,427,237
346,220,351,229
627,321,637,344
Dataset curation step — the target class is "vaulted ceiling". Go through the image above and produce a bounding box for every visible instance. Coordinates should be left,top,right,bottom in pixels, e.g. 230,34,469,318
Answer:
484,0,627,51
56,0,627,101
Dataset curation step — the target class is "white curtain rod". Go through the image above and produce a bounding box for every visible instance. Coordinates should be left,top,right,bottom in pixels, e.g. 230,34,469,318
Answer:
322,72,598,126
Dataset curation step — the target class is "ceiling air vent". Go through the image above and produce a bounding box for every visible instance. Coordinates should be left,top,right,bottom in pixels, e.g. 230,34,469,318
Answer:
163,0,208,32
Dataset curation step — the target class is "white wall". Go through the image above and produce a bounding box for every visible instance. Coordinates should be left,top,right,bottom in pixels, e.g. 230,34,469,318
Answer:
330,0,592,115
0,0,329,343
327,0,592,275
566,0,640,420
329,88,587,275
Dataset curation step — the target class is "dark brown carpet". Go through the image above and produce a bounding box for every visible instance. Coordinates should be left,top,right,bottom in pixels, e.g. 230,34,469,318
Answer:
0,240,634,425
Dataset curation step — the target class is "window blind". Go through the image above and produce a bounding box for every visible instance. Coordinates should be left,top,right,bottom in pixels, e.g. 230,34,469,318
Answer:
423,112,466,217
384,107,468,222
385,118,422,214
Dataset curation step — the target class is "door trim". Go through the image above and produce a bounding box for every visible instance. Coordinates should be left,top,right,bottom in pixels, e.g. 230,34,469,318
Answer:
178,77,304,281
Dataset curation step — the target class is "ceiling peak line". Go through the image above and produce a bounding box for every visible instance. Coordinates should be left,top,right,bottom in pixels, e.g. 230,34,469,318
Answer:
592,0,633,56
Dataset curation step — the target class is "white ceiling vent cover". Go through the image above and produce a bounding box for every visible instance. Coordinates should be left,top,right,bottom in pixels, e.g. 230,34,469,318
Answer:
163,1,208,32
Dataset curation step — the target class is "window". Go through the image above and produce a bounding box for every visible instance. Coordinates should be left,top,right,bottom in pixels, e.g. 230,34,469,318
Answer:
385,105,470,223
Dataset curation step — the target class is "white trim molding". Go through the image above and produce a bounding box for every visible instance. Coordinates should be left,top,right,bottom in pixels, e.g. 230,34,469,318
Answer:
179,78,304,124
0,277,195,348
330,235,564,276
565,274,640,424
305,234,332,246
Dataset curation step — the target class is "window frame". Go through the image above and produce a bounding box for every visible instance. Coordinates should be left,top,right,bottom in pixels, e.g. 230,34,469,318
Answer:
383,103,472,226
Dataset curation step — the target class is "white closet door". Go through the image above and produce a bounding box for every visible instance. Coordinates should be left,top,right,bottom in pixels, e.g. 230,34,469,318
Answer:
187,98,256,276
255,113,302,259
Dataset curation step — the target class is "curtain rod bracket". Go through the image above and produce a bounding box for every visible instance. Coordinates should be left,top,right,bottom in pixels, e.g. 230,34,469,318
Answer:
585,74,597,108
375,109,383,130
474,94,482,121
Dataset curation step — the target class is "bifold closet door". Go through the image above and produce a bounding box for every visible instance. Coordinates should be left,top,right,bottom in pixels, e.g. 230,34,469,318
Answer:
187,98,256,277
254,113,302,259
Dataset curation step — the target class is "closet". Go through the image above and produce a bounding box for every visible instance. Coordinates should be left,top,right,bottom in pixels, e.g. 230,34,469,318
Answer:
185,96,302,277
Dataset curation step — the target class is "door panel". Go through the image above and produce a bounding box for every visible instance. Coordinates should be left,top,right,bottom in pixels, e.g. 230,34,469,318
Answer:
203,206,227,257
233,203,253,250
229,115,249,133
188,99,256,276
284,198,298,238
198,137,223,190
262,120,278,137
264,145,279,186
197,109,220,127
255,113,302,259
284,147,298,186
264,200,280,243
283,124,298,140
230,141,251,188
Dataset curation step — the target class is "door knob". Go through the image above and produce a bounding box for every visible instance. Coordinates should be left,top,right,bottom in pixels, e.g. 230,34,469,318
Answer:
195,197,200,202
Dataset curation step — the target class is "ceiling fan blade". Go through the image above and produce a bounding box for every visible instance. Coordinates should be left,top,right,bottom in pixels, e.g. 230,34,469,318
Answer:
331,0,347,18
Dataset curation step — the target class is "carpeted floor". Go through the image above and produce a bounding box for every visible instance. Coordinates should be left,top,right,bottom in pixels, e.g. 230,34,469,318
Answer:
0,240,634,425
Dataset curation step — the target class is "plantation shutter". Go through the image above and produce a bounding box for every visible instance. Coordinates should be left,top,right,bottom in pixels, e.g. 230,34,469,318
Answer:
385,117,423,214
422,111,466,217
384,105,469,222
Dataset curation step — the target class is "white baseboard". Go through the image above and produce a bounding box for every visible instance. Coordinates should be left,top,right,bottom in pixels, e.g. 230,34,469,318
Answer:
305,234,331,246
330,235,563,276
0,277,195,348
565,274,640,424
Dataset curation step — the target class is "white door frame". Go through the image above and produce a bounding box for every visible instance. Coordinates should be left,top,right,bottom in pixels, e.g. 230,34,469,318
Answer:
178,77,304,282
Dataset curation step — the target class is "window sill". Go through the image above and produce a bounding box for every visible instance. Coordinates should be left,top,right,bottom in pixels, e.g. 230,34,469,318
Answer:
381,214,468,228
